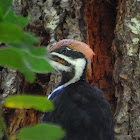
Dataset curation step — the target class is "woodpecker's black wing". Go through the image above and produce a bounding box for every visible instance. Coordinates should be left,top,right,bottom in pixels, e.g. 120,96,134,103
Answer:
41,81,114,140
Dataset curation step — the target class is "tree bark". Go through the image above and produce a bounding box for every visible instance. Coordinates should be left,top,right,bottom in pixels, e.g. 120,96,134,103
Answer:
0,0,139,140
85,0,117,112
113,0,140,139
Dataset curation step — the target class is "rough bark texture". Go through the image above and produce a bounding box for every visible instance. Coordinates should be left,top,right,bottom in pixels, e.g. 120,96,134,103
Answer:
85,0,117,112
0,0,139,140
113,0,140,139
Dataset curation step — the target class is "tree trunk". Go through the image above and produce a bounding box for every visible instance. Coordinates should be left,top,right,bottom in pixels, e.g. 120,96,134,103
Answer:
0,0,139,140
113,0,140,139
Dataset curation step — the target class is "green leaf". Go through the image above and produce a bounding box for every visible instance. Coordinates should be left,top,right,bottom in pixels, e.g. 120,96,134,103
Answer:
25,53,53,73
3,10,29,27
0,47,52,82
0,22,24,43
10,32,39,51
29,46,47,56
0,47,25,69
0,8,3,21
23,32,39,45
22,69,35,83
9,32,39,51
0,47,35,82
17,123,65,140
4,95,54,112
0,0,12,15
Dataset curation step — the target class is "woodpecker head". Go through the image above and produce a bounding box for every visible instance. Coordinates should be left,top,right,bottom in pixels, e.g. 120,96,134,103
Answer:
48,39,95,87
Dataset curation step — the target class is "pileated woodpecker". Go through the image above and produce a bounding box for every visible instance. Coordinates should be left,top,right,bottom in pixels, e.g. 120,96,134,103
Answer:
42,39,114,140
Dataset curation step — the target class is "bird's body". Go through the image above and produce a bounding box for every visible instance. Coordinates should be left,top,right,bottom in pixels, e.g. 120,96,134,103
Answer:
42,39,114,140
42,81,113,140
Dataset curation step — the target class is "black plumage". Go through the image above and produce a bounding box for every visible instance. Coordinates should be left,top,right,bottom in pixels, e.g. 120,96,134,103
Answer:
42,80,114,140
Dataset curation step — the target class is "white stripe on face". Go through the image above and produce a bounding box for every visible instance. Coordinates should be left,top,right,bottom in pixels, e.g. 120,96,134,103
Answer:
49,60,71,72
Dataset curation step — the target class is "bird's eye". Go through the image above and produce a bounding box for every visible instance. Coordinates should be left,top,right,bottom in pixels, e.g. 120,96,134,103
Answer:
61,47,68,54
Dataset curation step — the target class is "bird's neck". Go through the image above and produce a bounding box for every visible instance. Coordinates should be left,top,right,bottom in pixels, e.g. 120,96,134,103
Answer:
59,66,87,87
48,58,87,99
60,58,87,87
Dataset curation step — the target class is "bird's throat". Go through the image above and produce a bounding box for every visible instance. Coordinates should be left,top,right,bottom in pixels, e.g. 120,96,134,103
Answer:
60,66,87,87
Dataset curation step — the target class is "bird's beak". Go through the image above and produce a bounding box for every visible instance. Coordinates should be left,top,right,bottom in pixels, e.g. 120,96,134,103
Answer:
48,52,67,65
